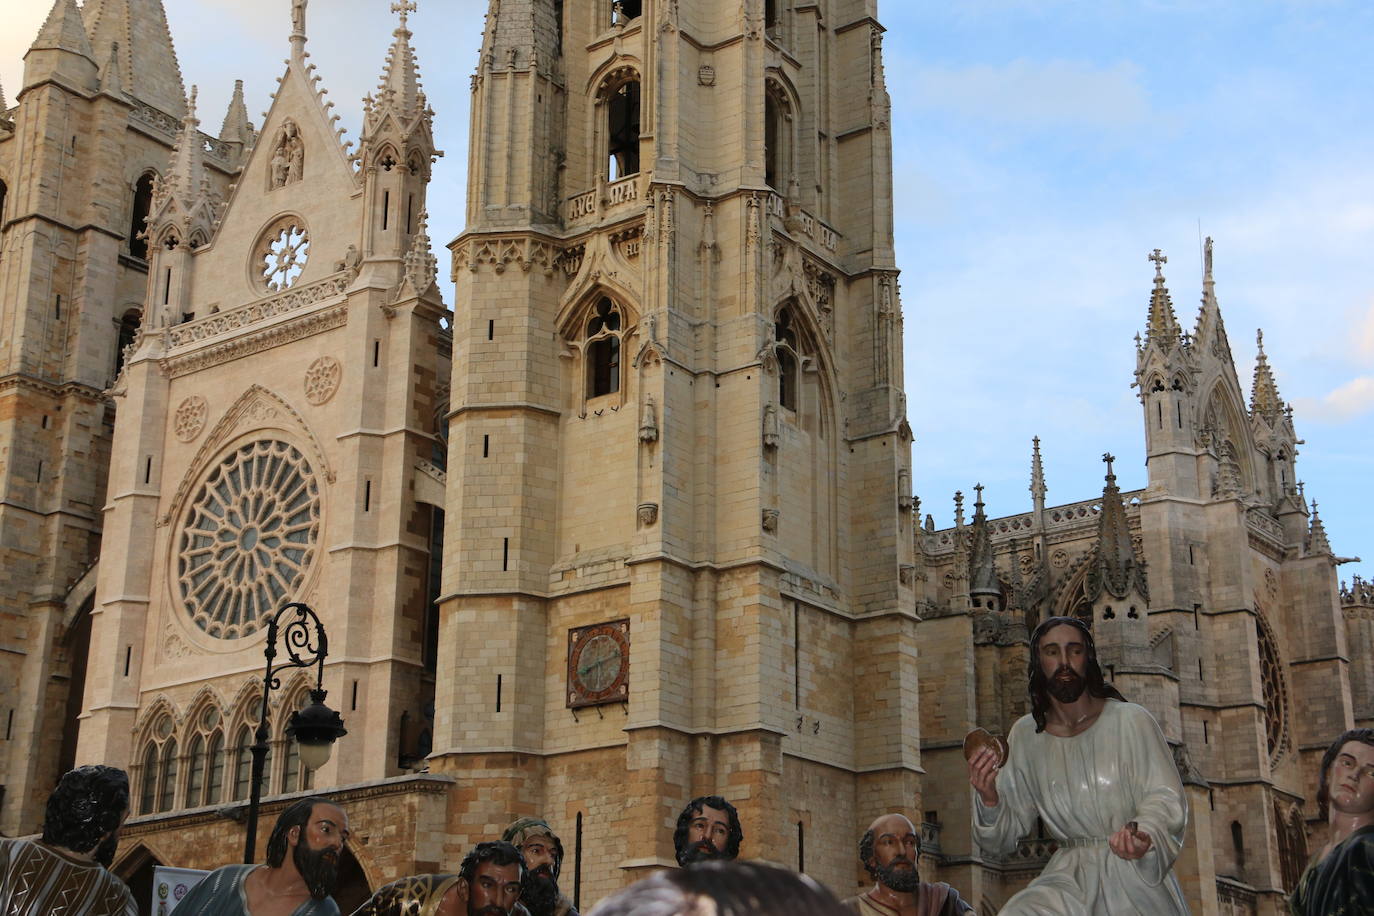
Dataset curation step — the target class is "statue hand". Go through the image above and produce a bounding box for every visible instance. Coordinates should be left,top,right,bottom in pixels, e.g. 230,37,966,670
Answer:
1108,822,1153,860
967,746,1000,808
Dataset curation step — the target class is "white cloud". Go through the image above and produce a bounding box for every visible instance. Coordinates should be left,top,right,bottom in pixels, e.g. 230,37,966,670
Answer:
1293,377,1374,422
900,59,1150,129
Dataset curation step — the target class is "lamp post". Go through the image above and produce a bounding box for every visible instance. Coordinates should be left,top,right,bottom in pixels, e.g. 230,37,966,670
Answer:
242,601,347,864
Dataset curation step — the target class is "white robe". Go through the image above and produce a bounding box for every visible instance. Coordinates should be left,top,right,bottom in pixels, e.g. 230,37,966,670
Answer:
973,700,1191,915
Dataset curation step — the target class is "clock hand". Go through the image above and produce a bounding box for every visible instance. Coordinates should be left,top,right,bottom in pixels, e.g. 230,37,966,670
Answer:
579,655,613,677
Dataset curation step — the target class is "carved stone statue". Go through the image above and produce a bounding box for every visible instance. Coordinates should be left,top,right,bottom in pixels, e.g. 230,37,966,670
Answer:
271,120,303,189
292,0,308,34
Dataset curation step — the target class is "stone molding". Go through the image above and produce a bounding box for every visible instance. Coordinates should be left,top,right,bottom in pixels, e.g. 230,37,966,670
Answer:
165,273,350,349
161,304,348,379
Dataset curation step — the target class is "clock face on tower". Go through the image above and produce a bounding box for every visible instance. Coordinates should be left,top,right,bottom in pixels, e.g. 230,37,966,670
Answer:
566,619,630,708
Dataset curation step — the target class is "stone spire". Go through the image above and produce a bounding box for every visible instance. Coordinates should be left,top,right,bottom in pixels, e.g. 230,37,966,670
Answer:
98,41,125,97
362,1,434,150
219,79,255,147
25,0,98,92
401,209,439,297
1086,453,1149,602
30,0,96,61
1307,500,1332,556
82,0,187,116
968,484,1000,602
161,87,208,208
1145,248,1181,346
1030,436,1047,514
378,2,423,117
1192,236,1233,364
1250,329,1285,420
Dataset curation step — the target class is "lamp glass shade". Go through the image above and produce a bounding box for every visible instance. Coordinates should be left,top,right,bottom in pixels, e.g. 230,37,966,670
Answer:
297,739,332,771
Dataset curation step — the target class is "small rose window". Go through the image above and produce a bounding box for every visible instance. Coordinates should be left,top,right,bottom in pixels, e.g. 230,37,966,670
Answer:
257,218,310,292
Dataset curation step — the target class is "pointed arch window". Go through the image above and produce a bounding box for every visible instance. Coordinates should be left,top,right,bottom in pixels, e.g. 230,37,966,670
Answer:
0,178,7,229
607,80,641,180
585,297,623,398
232,724,254,801
136,711,179,814
764,83,792,191
774,307,801,412
184,704,225,808
129,173,156,260
115,309,141,377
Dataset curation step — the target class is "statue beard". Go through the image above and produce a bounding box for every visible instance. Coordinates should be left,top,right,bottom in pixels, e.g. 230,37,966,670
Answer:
520,866,561,916
294,840,340,901
875,856,921,893
1047,664,1087,704
678,839,729,866
92,831,120,869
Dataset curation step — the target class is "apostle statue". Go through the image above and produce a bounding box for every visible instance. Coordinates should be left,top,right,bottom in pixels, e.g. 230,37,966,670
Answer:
673,795,743,866
967,616,1190,915
175,797,349,915
502,817,579,916
842,813,972,915
1289,728,1374,915
0,765,136,915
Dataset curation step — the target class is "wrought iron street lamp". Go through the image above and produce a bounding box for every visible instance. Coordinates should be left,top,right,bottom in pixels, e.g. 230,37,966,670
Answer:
242,601,347,863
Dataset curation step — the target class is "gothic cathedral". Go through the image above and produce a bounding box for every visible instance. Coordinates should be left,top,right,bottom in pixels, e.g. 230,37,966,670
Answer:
0,2,1366,915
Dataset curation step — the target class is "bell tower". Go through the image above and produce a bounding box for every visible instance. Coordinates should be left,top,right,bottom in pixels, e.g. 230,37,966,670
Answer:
435,0,918,898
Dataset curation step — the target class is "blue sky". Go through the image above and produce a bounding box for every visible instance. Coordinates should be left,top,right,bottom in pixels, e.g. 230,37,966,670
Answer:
3,1,1370,585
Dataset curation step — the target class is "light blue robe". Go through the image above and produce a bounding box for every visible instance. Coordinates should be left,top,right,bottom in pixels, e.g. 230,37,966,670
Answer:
174,864,340,915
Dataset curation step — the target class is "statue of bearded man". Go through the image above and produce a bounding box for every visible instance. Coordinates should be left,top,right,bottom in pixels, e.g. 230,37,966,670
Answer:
501,818,578,916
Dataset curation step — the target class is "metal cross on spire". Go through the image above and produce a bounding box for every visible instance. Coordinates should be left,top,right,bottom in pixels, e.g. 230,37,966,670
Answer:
1103,452,1116,477
392,0,417,28
1148,248,1167,278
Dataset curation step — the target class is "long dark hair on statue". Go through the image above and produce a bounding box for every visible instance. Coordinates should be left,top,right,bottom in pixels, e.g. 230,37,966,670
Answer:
42,765,130,853
673,796,743,865
266,796,333,867
1316,728,1374,818
1028,616,1126,733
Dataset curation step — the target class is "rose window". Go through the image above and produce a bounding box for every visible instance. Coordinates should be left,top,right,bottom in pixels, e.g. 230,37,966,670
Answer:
1255,612,1290,765
259,220,310,291
178,440,320,638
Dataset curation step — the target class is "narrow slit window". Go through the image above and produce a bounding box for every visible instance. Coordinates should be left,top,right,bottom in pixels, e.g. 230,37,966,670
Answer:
496,673,503,712
483,435,490,458
144,456,152,484
488,319,495,340
382,190,390,230
364,479,372,512
502,537,510,571
54,295,61,319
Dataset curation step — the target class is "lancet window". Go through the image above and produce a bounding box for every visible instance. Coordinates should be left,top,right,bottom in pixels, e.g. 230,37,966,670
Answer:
114,309,141,378
774,306,802,412
764,82,792,191
229,696,271,800
0,179,7,228
183,703,226,808
585,297,623,398
128,172,156,260
606,79,641,180
136,709,179,814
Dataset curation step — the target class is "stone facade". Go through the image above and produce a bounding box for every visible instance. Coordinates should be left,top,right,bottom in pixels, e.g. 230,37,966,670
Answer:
913,249,1359,915
434,0,917,903
0,2,1365,915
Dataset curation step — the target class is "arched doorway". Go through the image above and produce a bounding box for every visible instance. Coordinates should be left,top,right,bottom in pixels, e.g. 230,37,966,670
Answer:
333,846,372,913
113,843,164,915
57,594,94,775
